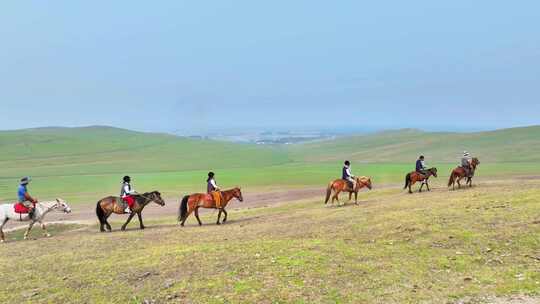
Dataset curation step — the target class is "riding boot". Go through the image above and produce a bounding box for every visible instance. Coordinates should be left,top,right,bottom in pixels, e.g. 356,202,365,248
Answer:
28,208,35,220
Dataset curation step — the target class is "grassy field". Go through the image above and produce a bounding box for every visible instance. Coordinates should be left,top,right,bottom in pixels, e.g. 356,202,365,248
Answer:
0,178,538,303
1,126,539,205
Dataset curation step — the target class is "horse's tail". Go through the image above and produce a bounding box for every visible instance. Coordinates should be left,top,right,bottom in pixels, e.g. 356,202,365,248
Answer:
178,195,189,222
404,173,411,189
324,182,333,204
448,171,455,187
95,201,105,224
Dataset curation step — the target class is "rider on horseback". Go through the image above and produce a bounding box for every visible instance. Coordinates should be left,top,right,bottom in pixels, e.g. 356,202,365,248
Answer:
461,151,472,177
342,161,356,190
415,155,428,177
121,176,137,213
18,177,37,218
207,172,222,208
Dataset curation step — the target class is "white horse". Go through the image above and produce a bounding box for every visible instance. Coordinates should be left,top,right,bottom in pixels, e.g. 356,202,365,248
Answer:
0,199,72,242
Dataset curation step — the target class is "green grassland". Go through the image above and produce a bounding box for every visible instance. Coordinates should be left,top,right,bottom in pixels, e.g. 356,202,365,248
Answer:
0,178,538,303
0,126,539,204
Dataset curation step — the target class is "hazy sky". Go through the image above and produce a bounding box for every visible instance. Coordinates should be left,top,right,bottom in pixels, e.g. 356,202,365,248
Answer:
1,1,539,133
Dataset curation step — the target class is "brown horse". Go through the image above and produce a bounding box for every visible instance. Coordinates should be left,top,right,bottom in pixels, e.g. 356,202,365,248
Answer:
95,191,165,232
178,187,243,226
404,167,438,194
448,158,480,190
324,176,372,205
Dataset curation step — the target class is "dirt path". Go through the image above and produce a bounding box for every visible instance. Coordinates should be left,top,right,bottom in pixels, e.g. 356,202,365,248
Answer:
3,187,329,230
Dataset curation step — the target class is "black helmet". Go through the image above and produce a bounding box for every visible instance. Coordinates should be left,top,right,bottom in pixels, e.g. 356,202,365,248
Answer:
20,176,31,185
123,176,131,183
344,160,350,166
419,155,424,159
208,172,215,178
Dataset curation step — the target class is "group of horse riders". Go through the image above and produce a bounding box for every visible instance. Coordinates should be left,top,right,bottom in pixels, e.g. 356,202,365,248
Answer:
341,151,475,189
119,172,223,214
415,151,474,178
15,171,225,219
14,151,475,218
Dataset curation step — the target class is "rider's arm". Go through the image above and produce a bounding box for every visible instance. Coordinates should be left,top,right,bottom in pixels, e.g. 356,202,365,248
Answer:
346,167,354,178
24,192,37,203
124,184,135,195
210,179,220,190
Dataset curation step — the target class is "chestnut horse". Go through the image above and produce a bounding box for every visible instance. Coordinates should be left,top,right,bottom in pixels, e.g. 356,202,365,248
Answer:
178,187,243,226
448,157,480,190
324,176,372,205
95,191,165,232
404,167,438,194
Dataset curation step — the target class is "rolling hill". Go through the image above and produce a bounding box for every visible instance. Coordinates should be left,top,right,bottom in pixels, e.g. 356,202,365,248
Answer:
0,125,538,204
288,126,540,163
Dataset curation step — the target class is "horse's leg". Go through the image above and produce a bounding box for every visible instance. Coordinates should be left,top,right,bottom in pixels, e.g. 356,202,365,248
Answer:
426,180,431,191
419,180,424,193
348,192,352,201
457,177,462,189
194,207,202,226
23,221,35,240
137,212,145,229
102,211,113,232
216,209,222,225
180,205,195,227
354,191,358,205
222,209,228,223
121,213,136,231
39,220,51,237
334,190,342,206
0,218,8,243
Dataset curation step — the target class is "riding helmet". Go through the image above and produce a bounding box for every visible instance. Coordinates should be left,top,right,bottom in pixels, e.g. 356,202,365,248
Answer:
208,172,215,178
419,155,424,159
344,160,350,166
123,176,131,183
20,176,31,185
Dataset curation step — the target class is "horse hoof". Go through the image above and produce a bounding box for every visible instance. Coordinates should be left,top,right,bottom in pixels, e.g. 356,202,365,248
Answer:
140,227,145,230
46,234,51,237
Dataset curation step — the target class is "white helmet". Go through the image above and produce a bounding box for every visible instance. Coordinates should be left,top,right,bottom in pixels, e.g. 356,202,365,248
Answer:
463,151,470,156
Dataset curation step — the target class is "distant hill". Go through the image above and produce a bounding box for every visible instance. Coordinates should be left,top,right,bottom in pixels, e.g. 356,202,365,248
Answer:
0,126,289,179
288,126,540,163
1,125,538,181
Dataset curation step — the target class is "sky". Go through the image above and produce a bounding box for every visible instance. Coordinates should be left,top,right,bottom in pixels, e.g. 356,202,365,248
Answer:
0,1,539,133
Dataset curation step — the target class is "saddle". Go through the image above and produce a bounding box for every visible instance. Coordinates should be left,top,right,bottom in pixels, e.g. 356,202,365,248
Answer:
14,202,33,214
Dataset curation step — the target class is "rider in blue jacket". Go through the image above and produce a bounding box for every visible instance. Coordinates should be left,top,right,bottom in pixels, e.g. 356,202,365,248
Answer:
18,177,37,218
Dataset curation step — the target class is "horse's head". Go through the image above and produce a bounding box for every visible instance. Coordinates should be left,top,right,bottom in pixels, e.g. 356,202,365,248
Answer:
429,167,438,178
357,176,372,190
232,187,243,202
471,157,480,168
148,191,166,206
55,198,72,213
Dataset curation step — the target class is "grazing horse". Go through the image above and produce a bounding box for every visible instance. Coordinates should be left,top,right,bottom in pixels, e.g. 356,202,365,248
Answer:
448,157,480,190
324,176,372,205
0,199,72,243
404,167,438,194
95,191,165,232
178,187,243,226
